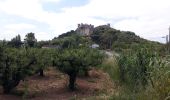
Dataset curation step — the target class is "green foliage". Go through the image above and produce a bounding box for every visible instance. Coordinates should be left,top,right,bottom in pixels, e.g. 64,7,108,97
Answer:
8,34,22,48
90,25,163,52
55,49,83,90
0,47,36,93
57,30,76,38
115,48,170,99
54,48,104,90
24,32,37,47
36,40,50,48
91,25,117,49
51,34,91,49
147,56,170,99
34,48,55,76
101,56,119,81
118,48,154,90
79,48,104,76
100,29,117,49
0,25,165,97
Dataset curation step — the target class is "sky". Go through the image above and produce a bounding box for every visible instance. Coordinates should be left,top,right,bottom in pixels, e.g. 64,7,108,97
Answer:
0,0,170,43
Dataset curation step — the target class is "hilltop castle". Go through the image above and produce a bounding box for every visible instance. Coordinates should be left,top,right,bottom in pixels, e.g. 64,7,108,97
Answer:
76,23,110,36
76,23,94,36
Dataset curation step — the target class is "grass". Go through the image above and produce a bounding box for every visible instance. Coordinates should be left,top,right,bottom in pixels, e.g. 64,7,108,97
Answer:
101,56,119,82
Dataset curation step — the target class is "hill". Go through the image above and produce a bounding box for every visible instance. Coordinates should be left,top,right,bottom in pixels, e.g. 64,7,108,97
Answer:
91,25,162,51
55,24,163,52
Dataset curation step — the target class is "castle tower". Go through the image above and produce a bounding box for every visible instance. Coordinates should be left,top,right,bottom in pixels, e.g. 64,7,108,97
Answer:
107,23,110,27
76,23,94,36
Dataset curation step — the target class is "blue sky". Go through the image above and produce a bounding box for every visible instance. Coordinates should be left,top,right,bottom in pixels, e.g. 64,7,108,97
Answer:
0,0,170,43
42,0,89,12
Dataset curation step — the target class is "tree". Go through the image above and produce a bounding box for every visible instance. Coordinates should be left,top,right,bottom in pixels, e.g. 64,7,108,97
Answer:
36,40,50,48
34,48,54,76
51,34,91,49
0,45,4,75
8,34,22,48
0,48,36,94
57,30,76,38
24,32,37,47
91,26,117,49
100,29,117,49
79,48,104,76
54,48,104,90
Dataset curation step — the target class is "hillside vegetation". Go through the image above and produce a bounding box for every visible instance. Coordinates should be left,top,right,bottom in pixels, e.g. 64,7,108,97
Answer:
55,25,163,53
0,25,169,100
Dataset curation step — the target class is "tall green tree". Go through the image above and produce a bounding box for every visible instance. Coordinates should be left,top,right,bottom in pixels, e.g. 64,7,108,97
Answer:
9,34,22,48
100,29,117,49
24,32,37,47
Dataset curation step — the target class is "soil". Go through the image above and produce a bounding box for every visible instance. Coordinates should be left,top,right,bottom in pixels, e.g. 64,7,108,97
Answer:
0,68,114,100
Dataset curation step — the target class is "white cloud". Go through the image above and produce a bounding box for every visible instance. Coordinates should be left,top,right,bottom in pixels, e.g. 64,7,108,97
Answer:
1,23,36,40
42,0,61,3
0,0,44,20
4,23,36,31
35,32,53,41
0,0,170,42
0,30,17,40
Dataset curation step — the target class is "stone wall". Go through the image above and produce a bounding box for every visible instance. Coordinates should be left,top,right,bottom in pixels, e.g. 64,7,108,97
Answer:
76,23,94,36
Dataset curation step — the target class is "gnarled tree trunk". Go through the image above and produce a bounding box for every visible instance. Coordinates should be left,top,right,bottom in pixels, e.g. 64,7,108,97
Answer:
39,68,44,77
3,79,20,94
68,72,77,91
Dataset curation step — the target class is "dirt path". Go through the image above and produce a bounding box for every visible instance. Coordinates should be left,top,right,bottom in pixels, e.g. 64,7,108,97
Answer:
0,68,114,100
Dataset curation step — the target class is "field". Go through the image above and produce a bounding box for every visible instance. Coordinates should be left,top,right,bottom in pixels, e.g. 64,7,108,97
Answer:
0,25,169,100
0,68,115,100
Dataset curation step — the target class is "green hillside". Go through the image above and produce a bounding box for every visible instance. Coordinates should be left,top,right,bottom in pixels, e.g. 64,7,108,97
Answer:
91,25,162,51
55,25,163,53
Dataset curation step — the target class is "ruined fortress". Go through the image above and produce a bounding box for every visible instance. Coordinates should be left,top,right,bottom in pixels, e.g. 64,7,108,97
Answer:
76,23,110,36
76,23,94,36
